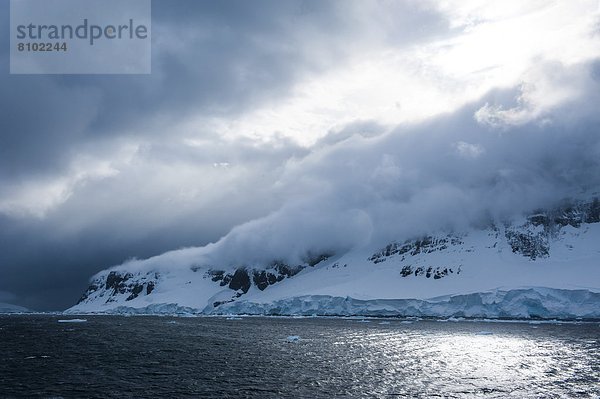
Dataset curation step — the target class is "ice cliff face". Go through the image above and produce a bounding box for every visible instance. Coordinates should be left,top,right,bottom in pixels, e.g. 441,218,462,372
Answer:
208,289,600,319
68,199,600,318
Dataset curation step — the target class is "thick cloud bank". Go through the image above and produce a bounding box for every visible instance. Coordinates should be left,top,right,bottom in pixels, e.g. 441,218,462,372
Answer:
118,61,600,270
199,64,600,263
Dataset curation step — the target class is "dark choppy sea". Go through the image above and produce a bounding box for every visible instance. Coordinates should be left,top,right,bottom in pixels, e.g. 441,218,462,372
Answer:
0,315,598,398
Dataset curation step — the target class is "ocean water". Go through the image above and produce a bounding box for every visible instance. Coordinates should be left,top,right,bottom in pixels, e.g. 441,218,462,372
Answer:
0,315,598,398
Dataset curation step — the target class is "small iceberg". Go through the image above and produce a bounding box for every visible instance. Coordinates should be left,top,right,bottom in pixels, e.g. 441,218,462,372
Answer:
57,319,87,323
226,316,243,320
379,321,391,325
286,335,300,343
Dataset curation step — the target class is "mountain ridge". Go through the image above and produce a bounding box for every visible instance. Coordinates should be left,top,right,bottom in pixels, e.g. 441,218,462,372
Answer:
67,198,600,318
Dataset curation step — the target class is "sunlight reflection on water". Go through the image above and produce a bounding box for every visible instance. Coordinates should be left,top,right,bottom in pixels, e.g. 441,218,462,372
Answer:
1,316,598,398
336,324,599,397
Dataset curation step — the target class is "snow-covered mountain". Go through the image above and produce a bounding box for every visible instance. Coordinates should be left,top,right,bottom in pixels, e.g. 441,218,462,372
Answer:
67,198,600,319
0,303,30,314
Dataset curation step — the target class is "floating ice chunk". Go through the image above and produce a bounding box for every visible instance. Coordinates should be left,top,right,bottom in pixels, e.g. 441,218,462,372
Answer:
226,316,243,320
379,321,391,325
57,319,87,323
476,331,493,335
286,335,300,343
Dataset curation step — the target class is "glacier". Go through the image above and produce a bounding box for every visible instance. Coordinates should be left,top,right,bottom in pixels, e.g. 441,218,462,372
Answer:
72,289,600,320
0,302,31,314
67,199,600,319
205,288,600,319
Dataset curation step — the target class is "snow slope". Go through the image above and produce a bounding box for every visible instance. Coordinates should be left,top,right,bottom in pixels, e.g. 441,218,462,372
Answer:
67,200,600,319
0,303,30,314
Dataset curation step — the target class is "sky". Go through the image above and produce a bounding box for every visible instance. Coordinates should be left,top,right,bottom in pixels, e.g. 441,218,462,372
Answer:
1,0,600,310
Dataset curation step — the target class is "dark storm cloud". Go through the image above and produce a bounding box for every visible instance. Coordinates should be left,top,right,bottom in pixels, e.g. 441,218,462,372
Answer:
0,0,448,177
